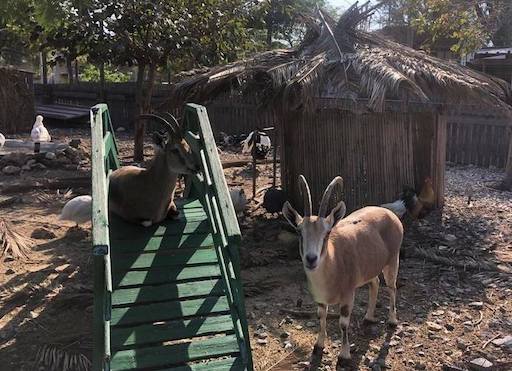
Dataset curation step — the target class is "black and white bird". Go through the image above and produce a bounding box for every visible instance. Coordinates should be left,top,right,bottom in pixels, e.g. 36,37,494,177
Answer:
241,129,271,159
379,186,418,219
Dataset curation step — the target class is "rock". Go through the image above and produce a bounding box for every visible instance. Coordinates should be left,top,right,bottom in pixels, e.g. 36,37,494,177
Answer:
31,163,47,170
415,361,426,370
26,159,36,166
468,357,493,370
21,164,31,171
432,310,445,316
69,139,82,148
297,361,310,368
456,338,469,350
2,165,21,175
445,323,455,331
295,325,303,330
283,340,293,349
256,332,268,339
256,338,268,345
492,335,512,347
468,301,484,309
396,348,404,354
280,331,290,339
306,321,316,328
45,152,56,160
116,126,126,132
2,152,29,166
389,340,399,347
31,227,56,240
426,322,443,332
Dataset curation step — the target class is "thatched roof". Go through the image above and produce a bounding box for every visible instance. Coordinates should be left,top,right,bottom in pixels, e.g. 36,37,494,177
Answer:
167,3,512,113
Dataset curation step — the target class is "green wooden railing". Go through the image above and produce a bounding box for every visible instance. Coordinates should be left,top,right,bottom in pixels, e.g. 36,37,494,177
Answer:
91,103,253,370
183,104,253,370
91,103,119,370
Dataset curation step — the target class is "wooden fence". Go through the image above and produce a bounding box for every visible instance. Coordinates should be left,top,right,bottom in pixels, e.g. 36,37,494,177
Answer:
35,84,511,169
445,108,511,168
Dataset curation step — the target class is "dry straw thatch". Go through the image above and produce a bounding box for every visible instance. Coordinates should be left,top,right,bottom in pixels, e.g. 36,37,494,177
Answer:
168,2,512,113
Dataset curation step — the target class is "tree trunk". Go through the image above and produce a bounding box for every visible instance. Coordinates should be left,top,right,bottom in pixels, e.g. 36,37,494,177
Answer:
99,62,106,101
133,63,147,162
74,60,79,84
41,51,48,85
143,63,157,112
66,57,74,84
501,134,512,190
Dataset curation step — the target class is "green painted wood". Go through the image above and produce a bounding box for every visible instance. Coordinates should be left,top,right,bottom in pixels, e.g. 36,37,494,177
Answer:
111,314,234,349
109,219,211,240
114,265,221,288
175,198,204,210
113,249,218,271
111,296,230,327
160,357,244,371
110,234,215,254
110,334,240,370
112,279,225,306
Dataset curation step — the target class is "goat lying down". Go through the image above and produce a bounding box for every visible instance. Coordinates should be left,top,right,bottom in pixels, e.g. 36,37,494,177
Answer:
282,176,403,362
109,113,199,227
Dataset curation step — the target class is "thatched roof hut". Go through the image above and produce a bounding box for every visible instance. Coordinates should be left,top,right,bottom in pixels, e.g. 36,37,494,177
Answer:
166,3,512,212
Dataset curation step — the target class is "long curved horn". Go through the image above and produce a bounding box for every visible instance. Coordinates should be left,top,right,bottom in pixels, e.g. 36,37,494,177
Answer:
298,175,312,217
319,176,344,217
162,112,184,136
139,113,180,136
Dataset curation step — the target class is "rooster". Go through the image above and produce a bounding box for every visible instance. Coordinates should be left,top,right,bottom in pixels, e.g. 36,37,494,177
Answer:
380,186,419,219
413,177,435,219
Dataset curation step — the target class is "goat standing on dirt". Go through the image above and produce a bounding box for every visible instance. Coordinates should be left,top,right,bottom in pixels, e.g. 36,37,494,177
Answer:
282,176,403,363
109,114,199,226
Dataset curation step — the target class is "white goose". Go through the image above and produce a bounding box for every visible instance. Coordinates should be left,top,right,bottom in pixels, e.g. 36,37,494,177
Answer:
31,115,51,143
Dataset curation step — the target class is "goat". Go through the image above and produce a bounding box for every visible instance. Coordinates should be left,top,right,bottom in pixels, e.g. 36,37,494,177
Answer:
108,113,199,227
282,175,403,362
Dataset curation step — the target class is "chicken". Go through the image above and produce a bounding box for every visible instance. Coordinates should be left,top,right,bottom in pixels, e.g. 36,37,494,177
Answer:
262,187,286,214
0,132,5,147
418,177,435,208
380,186,418,219
31,115,51,153
60,195,92,227
241,129,271,159
229,188,247,215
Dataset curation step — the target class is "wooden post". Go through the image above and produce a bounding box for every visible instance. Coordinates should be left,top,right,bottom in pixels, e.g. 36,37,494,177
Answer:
501,127,512,189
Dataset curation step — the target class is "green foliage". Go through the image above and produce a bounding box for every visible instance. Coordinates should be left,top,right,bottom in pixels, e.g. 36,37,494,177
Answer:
80,63,131,83
380,0,511,55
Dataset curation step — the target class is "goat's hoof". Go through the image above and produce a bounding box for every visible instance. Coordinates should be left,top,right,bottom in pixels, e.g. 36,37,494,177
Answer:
312,345,324,356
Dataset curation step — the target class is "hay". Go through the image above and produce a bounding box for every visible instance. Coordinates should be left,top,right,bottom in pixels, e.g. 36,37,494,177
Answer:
0,218,33,261
34,344,91,371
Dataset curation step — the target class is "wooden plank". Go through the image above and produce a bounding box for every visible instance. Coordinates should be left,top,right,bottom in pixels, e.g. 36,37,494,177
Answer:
114,265,222,288
161,356,244,371
110,334,240,370
111,314,235,349
112,279,225,306
112,248,218,270
111,296,230,327
110,233,215,254
109,218,211,240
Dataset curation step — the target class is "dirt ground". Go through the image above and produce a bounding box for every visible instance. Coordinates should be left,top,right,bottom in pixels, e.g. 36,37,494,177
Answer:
1,128,511,371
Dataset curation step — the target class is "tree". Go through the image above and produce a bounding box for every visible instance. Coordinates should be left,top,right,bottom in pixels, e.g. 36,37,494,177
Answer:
378,0,511,56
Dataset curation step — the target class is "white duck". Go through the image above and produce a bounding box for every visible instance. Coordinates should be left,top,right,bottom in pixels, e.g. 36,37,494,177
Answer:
60,195,92,227
31,115,51,143
0,132,5,147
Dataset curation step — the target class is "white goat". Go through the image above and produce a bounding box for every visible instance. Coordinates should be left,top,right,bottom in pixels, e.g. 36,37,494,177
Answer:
282,175,403,362
108,113,199,227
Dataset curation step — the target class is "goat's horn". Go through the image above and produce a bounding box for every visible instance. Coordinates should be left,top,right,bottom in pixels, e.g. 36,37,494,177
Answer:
139,113,180,136
319,176,343,217
298,175,312,217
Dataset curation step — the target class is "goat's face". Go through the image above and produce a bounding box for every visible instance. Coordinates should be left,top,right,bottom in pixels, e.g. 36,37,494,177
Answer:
282,176,346,271
153,131,199,174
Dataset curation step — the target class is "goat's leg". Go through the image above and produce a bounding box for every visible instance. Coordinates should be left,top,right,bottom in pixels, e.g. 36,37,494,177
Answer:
166,201,180,220
313,303,327,355
382,254,399,326
338,293,354,361
364,276,380,323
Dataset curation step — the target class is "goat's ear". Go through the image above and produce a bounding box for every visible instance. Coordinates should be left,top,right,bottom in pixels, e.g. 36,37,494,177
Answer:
282,201,302,229
327,201,346,226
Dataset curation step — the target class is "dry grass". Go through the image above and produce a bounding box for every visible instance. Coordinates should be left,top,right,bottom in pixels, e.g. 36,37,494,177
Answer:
0,218,33,261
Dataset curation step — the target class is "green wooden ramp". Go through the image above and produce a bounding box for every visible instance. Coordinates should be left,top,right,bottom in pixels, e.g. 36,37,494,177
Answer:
91,104,253,370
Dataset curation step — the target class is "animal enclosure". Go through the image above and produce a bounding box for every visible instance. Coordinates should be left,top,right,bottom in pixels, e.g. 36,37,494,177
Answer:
0,67,34,134
280,102,446,213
